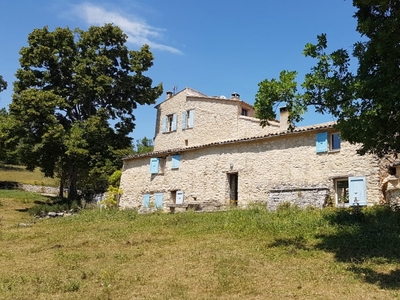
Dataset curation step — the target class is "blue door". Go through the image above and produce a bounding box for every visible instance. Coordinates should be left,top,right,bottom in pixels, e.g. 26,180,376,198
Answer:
348,177,366,206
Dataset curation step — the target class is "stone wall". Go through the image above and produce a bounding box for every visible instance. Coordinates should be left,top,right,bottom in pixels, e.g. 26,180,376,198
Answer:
120,129,381,211
268,186,329,210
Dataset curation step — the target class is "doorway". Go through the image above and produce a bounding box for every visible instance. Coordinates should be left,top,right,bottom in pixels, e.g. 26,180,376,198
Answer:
228,173,238,206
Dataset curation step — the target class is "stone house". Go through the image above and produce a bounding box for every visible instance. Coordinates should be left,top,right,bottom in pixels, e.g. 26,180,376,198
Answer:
119,87,385,212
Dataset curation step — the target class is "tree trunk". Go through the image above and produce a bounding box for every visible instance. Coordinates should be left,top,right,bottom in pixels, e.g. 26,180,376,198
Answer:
59,180,64,198
68,167,78,201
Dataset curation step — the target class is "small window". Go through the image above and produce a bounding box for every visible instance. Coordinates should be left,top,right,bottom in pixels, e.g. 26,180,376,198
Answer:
241,109,248,116
162,114,177,133
171,154,181,169
335,179,349,205
316,132,341,153
182,110,194,130
330,133,341,151
149,157,165,174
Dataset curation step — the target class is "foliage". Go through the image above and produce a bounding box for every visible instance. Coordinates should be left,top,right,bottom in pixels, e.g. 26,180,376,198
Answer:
100,186,123,209
255,2,400,156
134,136,154,154
8,24,163,200
0,75,6,93
108,170,122,188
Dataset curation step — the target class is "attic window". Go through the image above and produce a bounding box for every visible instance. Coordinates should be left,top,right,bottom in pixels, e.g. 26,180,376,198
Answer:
241,109,248,116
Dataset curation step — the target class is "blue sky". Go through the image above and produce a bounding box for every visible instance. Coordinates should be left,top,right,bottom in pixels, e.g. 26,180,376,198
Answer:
0,0,360,142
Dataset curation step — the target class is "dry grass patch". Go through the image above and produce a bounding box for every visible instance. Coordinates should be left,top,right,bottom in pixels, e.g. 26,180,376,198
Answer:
1,196,400,299
0,164,58,187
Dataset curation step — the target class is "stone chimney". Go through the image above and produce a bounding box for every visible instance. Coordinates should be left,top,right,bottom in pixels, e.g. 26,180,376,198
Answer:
231,92,240,100
279,106,289,130
166,91,173,99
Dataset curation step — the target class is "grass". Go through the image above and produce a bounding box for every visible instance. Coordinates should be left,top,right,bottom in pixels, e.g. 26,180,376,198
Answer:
0,164,58,187
1,193,400,299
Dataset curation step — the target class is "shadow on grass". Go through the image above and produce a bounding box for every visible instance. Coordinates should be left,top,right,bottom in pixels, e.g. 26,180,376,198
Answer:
316,206,400,289
0,181,19,189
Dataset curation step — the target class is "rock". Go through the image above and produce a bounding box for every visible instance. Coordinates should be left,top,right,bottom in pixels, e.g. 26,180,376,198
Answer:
47,212,57,217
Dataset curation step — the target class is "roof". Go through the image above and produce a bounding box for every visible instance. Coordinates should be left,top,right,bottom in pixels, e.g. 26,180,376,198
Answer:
123,121,336,161
154,87,254,109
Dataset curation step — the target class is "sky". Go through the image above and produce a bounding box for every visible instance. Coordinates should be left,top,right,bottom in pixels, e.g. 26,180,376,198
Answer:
0,0,361,143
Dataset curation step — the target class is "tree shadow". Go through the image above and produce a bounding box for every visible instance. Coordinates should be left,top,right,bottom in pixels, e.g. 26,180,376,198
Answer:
0,181,19,189
315,206,400,289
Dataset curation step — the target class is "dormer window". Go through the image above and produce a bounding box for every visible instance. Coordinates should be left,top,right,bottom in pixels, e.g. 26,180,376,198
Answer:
241,109,248,116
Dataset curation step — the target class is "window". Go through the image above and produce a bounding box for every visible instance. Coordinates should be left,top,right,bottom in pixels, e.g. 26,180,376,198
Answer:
149,157,165,174
241,108,248,116
171,190,184,205
171,154,181,169
181,110,194,130
335,177,367,206
316,132,341,153
335,179,349,205
330,133,341,151
155,193,163,209
142,194,150,208
161,114,177,133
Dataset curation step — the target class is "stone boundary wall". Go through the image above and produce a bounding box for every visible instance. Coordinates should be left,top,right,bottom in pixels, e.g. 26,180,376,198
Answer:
19,184,59,195
268,186,330,210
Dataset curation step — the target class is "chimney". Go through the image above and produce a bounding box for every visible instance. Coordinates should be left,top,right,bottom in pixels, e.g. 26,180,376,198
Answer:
279,106,289,130
166,91,173,99
231,92,240,99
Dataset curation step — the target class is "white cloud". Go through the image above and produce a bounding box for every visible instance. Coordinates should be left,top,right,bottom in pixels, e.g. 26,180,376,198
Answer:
72,2,182,54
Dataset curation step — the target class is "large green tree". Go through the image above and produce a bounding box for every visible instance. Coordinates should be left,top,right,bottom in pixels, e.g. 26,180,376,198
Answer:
255,1,400,157
10,24,162,199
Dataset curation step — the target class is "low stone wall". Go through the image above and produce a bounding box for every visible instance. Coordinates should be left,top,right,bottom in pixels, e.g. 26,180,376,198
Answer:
19,184,59,195
268,186,330,210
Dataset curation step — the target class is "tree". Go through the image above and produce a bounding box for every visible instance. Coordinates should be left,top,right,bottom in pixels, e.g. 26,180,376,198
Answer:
10,24,163,199
255,1,400,157
0,75,6,93
135,137,154,154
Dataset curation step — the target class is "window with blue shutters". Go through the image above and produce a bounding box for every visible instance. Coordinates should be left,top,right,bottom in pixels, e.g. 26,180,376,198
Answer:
316,132,328,153
188,110,194,128
142,194,150,208
181,111,187,130
171,114,177,131
181,110,194,130
150,158,159,174
162,114,177,133
348,177,366,206
176,190,184,204
161,116,167,133
330,133,341,151
171,154,181,169
155,193,163,209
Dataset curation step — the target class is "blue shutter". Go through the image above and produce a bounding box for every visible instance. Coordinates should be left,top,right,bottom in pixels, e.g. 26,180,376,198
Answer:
349,177,366,206
316,132,328,153
172,114,177,131
171,154,181,169
188,110,194,128
161,116,167,133
142,194,150,208
176,190,184,204
181,111,187,130
149,158,159,174
155,193,163,209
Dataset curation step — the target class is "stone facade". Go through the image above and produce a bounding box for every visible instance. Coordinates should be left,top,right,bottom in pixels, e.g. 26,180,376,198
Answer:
119,88,383,211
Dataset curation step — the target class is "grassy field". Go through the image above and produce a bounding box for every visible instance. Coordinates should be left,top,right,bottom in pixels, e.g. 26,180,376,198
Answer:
1,190,400,299
0,164,58,187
